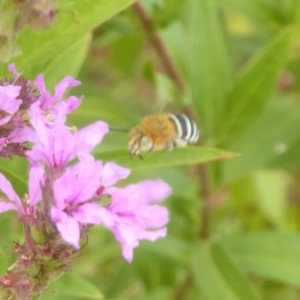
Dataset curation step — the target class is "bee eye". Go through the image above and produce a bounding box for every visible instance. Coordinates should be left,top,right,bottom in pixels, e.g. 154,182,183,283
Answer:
140,136,152,152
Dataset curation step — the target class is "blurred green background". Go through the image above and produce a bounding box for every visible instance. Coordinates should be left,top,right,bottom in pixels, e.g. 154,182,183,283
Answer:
1,0,300,299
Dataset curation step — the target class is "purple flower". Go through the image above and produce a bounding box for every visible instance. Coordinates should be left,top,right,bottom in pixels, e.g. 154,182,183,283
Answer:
1,64,173,265
51,161,114,248
106,180,171,262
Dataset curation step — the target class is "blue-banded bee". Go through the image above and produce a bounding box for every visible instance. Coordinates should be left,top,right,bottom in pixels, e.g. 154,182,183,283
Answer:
128,114,200,156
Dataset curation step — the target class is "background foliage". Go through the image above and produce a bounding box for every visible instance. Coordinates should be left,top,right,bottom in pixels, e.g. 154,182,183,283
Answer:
1,0,300,299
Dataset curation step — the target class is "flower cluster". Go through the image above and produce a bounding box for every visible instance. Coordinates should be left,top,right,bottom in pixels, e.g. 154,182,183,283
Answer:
0,65,171,298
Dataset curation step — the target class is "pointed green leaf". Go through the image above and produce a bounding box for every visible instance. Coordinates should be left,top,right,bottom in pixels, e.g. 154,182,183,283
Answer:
217,28,294,146
41,33,92,90
47,273,103,299
191,241,260,300
0,163,27,196
251,170,287,228
218,0,291,35
188,0,233,140
226,232,300,286
211,241,261,300
222,100,300,183
95,147,237,170
1,0,135,80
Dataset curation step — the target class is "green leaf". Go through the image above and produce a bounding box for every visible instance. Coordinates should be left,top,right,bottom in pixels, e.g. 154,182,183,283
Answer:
46,273,103,300
188,0,233,141
191,241,260,300
222,100,300,183
210,241,261,300
67,94,139,129
1,0,135,81
41,33,92,90
218,0,291,35
0,162,27,196
217,28,293,147
251,170,287,228
267,136,300,171
95,147,237,171
226,232,300,287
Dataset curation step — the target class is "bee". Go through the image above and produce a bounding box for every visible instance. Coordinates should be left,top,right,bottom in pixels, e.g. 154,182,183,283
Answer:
128,114,200,156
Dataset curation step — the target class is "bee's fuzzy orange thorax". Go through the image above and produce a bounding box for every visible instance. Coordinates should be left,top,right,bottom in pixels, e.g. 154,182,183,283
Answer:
139,114,177,146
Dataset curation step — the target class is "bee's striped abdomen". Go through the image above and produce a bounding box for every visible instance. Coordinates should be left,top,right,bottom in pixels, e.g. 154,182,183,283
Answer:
169,114,200,144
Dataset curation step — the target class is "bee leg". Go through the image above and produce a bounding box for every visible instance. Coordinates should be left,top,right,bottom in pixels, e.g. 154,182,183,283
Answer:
138,154,144,160
165,141,174,151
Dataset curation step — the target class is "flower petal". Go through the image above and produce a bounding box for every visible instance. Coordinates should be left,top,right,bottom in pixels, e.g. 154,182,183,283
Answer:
64,95,82,114
0,174,21,206
137,227,167,241
72,203,114,227
110,224,139,263
108,185,141,212
134,205,169,228
8,63,20,78
34,74,53,110
53,171,72,210
53,76,81,103
54,161,102,205
8,127,36,143
74,121,109,160
29,165,45,206
0,85,21,99
0,202,18,213
138,180,172,203
102,162,130,187
51,207,80,249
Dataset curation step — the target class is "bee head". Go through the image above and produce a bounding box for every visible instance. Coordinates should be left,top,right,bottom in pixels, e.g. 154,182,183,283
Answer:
128,127,152,155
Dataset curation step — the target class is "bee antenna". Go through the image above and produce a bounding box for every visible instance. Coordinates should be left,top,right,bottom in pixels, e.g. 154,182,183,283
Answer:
109,127,130,133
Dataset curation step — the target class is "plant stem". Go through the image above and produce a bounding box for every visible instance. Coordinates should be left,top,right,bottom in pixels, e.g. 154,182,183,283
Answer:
132,2,186,93
133,2,213,297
